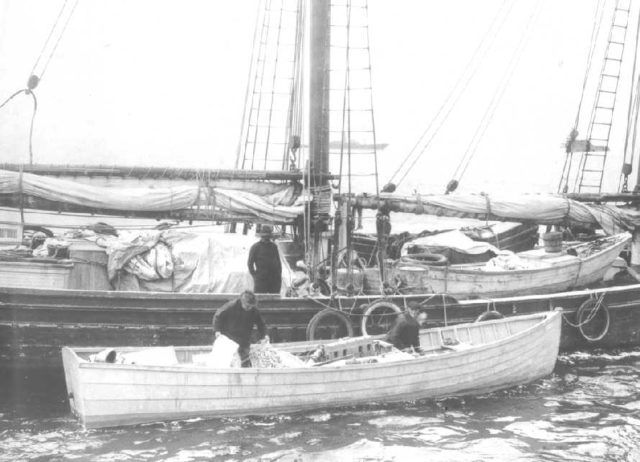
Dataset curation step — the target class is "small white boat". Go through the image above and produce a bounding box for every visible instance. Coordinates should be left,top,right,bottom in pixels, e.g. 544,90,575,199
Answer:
62,311,561,428
395,233,630,299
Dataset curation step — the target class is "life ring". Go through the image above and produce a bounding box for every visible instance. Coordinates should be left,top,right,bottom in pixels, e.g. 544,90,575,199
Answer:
360,301,403,336
306,308,354,341
475,310,504,323
401,253,449,266
576,298,610,342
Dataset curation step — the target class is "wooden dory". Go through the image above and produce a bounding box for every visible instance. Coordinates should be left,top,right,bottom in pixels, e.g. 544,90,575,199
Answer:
396,233,630,299
62,311,561,428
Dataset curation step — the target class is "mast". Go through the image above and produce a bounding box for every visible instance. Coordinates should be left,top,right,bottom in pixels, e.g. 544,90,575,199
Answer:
308,0,331,274
309,0,330,183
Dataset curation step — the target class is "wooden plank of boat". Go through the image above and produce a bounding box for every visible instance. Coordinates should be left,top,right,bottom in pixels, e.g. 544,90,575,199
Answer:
61,311,561,428
409,233,630,299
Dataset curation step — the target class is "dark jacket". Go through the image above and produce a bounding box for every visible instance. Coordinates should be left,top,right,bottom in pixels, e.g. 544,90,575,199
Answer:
212,298,267,347
248,239,282,293
386,312,420,350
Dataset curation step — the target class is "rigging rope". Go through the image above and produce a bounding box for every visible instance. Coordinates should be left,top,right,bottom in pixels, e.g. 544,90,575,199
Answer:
619,3,640,192
284,0,306,171
574,0,606,133
571,0,630,194
263,0,287,170
389,0,514,188
558,0,605,193
451,0,545,188
363,0,380,195
0,0,78,165
235,0,264,169
36,0,80,81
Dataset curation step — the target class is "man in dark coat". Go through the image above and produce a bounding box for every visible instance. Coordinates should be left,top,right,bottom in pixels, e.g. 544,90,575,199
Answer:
247,225,282,294
212,290,268,367
386,302,426,351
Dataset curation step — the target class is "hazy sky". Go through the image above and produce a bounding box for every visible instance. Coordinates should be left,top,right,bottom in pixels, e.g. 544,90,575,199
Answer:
0,0,636,195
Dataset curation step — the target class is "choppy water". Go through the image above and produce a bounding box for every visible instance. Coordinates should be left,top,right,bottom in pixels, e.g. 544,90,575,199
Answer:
1,350,640,462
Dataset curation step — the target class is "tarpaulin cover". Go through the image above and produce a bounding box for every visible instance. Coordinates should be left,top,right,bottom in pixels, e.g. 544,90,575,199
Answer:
401,230,499,256
104,230,294,294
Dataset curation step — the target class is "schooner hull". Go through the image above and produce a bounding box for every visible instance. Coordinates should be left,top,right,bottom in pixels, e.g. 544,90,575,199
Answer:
2,281,640,373
62,312,561,428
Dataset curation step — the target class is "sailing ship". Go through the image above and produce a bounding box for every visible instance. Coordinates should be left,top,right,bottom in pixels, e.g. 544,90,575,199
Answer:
2,0,640,391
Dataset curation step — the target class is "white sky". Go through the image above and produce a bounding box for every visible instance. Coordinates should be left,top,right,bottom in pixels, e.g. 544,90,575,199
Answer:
0,0,636,195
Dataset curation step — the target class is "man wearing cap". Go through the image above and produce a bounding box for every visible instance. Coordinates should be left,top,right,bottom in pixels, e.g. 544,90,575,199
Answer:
212,290,269,367
386,302,427,351
248,225,282,294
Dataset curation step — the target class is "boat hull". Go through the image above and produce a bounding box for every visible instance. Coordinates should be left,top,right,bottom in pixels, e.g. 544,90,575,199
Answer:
62,312,561,428
2,281,640,376
418,234,629,298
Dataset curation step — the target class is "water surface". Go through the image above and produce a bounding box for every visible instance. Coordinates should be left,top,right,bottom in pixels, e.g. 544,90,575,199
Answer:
1,350,640,461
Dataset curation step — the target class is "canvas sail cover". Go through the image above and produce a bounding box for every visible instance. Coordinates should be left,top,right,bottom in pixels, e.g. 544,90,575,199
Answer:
0,169,304,222
349,192,638,235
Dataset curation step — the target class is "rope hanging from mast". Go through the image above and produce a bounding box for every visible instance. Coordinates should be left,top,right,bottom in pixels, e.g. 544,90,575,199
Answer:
447,0,545,193
387,0,513,190
619,3,640,192
558,1,605,193
285,0,306,171
0,0,79,165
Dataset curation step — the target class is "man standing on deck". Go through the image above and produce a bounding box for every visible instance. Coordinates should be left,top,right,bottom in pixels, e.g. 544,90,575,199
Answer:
212,290,269,367
386,302,426,351
247,225,282,294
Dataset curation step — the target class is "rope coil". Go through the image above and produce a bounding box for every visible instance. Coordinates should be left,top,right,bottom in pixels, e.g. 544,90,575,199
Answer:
562,293,610,342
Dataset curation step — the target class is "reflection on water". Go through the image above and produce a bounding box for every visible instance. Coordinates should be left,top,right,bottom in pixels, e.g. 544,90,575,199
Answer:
1,350,640,461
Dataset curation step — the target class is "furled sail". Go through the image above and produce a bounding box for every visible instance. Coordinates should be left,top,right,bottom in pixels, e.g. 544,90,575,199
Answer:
340,192,637,235
0,169,304,222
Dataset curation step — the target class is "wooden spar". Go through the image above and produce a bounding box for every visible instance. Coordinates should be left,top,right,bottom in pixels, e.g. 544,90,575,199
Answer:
309,0,330,184
337,193,525,222
566,192,640,203
0,194,294,224
0,163,336,182
308,0,331,273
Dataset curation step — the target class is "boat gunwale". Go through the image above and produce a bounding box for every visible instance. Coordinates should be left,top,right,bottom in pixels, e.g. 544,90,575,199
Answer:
65,311,559,375
420,233,630,276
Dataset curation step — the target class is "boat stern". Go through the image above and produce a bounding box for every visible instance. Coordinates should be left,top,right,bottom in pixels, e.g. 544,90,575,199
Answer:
61,347,87,425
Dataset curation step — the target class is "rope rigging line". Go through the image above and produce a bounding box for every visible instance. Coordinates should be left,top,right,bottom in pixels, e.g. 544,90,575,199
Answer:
247,0,273,171
0,0,79,166
574,0,607,133
363,0,380,195
389,0,514,187
452,0,545,188
235,0,264,169
262,1,287,170
36,0,80,82
557,0,605,193
337,0,353,198
558,0,606,193
572,0,632,194
558,0,604,193
619,3,640,192
284,0,305,171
